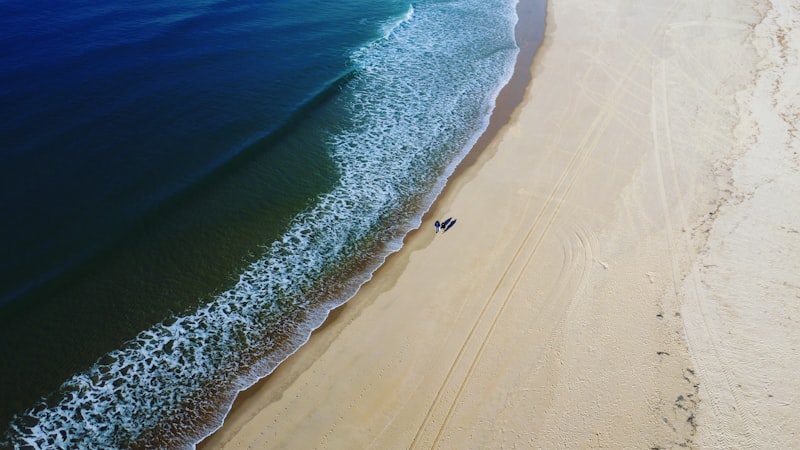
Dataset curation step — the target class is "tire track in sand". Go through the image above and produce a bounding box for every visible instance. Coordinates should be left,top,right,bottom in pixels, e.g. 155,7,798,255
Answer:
410,3,683,447
651,45,761,448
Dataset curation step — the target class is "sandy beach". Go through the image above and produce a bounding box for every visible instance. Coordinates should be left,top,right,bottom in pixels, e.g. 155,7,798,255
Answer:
201,0,800,447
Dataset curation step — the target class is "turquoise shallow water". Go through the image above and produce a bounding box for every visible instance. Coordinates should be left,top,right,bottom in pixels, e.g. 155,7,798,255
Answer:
0,0,541,447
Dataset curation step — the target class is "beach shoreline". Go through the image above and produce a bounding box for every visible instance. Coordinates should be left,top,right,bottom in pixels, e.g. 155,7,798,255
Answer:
197,1,546,447
201,0,800,447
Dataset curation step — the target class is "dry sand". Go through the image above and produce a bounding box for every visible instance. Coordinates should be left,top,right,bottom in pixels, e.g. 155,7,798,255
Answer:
202,0,800,447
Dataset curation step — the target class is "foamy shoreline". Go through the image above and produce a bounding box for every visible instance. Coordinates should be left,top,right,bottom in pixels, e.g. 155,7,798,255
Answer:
202,0,800,447
196,0,543,447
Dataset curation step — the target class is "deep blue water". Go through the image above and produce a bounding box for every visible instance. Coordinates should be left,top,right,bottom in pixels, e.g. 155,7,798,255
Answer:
0,0,539,447
0,0,399,304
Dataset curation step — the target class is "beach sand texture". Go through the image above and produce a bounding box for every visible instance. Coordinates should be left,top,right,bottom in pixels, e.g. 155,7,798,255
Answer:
203,0,800,448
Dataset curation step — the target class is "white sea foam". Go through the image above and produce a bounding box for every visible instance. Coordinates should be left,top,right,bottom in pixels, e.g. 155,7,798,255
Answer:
3,0,520,448
381,4,415,40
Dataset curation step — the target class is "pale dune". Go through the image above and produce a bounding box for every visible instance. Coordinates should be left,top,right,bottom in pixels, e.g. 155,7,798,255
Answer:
201,0,800,447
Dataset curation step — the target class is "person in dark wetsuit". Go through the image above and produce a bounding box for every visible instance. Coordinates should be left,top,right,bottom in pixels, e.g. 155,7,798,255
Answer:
434,220,441,233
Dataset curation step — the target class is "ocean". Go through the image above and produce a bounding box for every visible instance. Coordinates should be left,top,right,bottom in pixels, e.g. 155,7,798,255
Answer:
0,0,543,447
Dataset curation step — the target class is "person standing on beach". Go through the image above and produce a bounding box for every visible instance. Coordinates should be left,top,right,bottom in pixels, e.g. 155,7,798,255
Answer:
434,220,441,233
